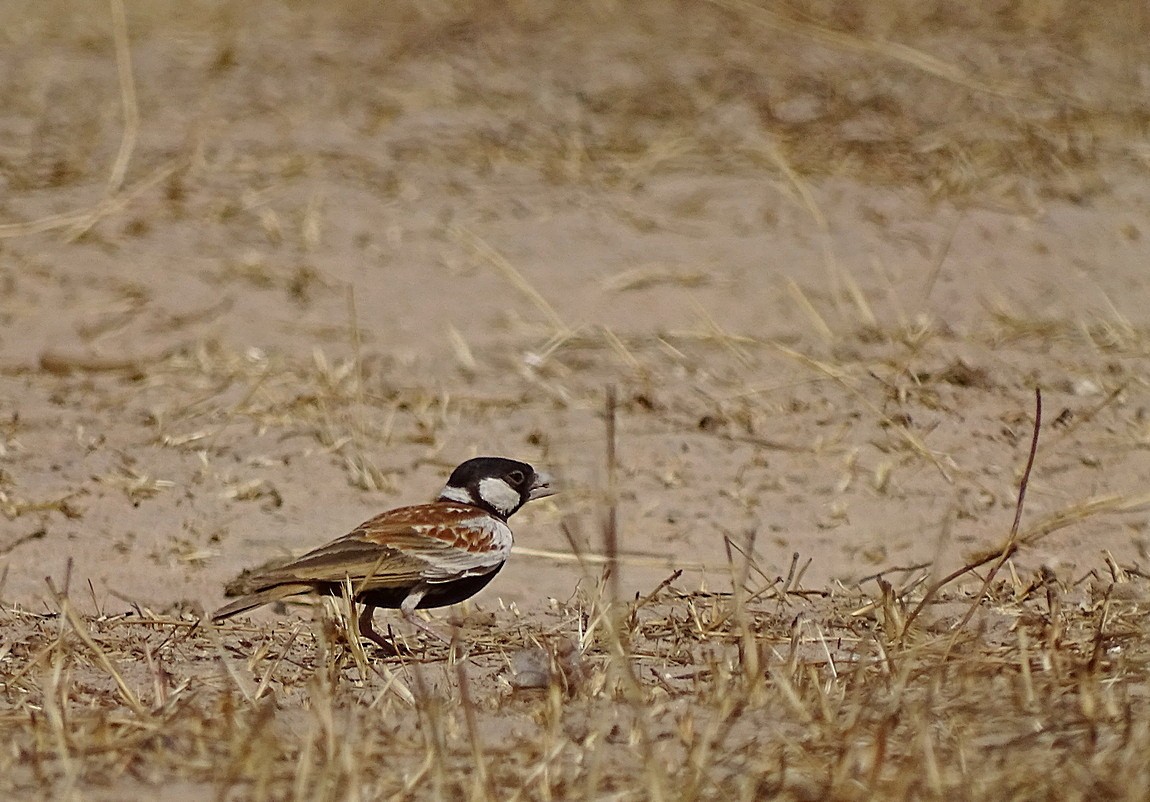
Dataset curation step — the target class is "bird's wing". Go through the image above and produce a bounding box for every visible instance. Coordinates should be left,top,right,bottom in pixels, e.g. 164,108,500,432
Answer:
238,503,511,592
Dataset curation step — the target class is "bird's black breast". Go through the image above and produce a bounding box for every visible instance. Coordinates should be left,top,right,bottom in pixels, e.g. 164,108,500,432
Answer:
352,565,505,609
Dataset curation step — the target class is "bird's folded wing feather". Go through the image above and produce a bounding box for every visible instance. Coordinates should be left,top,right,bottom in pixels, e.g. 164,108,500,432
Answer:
247,538,430,589
239,508,508,591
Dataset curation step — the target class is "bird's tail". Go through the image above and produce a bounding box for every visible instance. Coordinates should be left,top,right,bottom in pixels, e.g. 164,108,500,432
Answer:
210,583,314,622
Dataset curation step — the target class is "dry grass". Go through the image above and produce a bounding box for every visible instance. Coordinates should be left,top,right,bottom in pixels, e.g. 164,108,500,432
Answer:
4,547,1150,799
2,0,1147,220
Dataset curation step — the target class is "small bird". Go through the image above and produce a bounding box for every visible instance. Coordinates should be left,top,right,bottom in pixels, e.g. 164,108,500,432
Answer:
211,457,554,650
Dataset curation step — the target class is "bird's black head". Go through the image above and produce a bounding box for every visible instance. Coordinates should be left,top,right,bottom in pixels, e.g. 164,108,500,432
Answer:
437,457,555,520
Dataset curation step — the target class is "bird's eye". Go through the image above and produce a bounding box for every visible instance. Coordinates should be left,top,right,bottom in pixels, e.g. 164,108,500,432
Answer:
507,470,525,486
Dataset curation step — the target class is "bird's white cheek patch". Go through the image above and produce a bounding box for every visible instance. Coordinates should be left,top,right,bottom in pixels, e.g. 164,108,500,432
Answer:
478,477,522,516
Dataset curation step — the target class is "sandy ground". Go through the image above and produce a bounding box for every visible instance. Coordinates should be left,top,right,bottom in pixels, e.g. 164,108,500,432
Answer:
3,0,1147,617
1,1,1149,797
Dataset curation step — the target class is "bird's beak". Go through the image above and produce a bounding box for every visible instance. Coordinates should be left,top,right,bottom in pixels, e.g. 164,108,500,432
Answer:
528,471,557,501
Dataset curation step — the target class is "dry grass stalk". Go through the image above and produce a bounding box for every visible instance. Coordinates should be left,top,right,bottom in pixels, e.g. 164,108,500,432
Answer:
900,389,1042,638
708,0,1023,100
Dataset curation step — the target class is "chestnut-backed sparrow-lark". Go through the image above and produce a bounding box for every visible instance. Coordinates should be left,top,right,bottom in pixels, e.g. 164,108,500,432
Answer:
211,457,554,650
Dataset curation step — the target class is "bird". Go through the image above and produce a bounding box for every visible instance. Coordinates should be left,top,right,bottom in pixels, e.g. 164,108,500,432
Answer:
211,457,555,651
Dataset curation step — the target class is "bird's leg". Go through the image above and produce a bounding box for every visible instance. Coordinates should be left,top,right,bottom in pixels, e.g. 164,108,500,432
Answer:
400,585,451,644
356,604,407,656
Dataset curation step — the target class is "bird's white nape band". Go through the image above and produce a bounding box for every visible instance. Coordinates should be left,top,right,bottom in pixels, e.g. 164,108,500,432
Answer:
477,477,522,516
438,485,472,504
